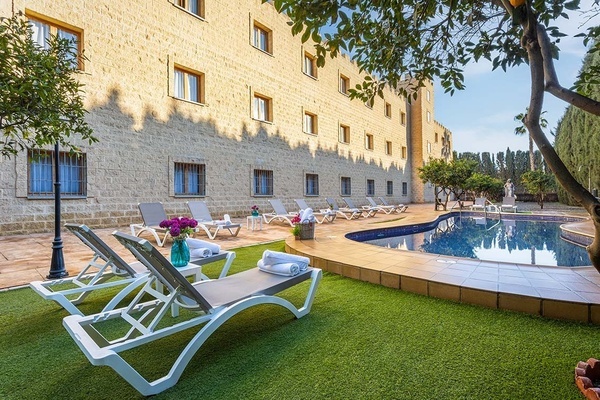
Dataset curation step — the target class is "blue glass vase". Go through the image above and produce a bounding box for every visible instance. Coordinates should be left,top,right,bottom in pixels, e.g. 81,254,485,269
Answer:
171,238,190,268
251,210,259,217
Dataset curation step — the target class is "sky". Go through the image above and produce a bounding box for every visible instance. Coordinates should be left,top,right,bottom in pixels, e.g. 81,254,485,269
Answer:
435,4,600,155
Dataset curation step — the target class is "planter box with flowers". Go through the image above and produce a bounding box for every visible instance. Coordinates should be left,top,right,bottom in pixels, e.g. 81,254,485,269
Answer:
291,214,315,240
159,217,198,267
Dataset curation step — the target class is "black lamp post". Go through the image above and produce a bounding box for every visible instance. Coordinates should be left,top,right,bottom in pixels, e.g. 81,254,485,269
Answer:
47,141,68,279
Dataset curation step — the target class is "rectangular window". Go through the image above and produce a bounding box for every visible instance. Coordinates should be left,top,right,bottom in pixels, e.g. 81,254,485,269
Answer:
253,22,272,54
366,179,375,196
339,74,349,95
305,173,319,196
401,146,407,159
402,182,408,196
385,102,392,118
303,52,317,78
304,112,317,135
427,110,431,123
253,169,273,196
174,66,205,103
28,149,86,197
339,124,350,144
365,133,374,150
427,141,432,154
435,132,439,143
253,93,272,122
28,14,83,70
341,176,351,196
174,162,205,196
400,111,406,126
426,89,431,102
385,141,393,155
175,0,204,18
386,181,393,196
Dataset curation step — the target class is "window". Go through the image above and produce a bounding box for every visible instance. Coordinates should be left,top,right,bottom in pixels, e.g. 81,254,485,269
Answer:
400,111,406,126
385,102,392,118
365,133,374,150
401,146,407,159
435,132,439,143
402,182,408,196
339,124,350,144
426,110,431,123
174,66,205,103
28,149,86,197
253,93,272,122
303,52,317,78
426,89,431,102
366,179,375,196
305,173,319,196
341,176,351,196
174,162,205,196
253,22,272,54
304,112,318,135
427,141,432,154
386,181,393,196
253,169,273,196
339,74,349,95
385,141,393,155
174,0,204,18
28,13,82,70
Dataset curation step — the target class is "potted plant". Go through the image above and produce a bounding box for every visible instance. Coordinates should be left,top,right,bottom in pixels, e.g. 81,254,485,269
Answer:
251,205,260,217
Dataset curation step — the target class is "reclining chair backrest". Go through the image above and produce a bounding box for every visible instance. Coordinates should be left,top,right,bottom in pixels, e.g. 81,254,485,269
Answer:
138,202,168,226
268,199,289,215
186,201,213,222
65,224,138,277
325,198,339,210
112,231,212,312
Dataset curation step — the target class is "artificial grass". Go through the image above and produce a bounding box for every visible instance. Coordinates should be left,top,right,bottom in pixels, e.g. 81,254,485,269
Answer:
1,241,599,399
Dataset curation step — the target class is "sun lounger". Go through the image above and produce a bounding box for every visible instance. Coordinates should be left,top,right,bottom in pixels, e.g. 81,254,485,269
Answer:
187,201,241,239
365,197,396,214
325,198,362,220
29,224,149,316
378,197,408,213
294,199,336,223
263,199,298,227
130,202,171,246
342,198,377,218
62,231,322,396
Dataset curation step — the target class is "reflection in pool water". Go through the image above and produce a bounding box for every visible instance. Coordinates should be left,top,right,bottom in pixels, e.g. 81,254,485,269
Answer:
363,216,590,267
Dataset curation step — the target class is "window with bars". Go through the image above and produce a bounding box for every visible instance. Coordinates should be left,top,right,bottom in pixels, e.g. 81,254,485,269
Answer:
253,22,272,54
402,181,408,196
366,179,375,196
174,162,205,196
28,149,86,197
28,13,82,70
304,112,317,134
387,181,394,196
174,66,204,103
305,173,319,196
341,176,351,196
253,169,273,196
253,93,272,122
339,124,350,144
174,0,205,18
303,52,317,78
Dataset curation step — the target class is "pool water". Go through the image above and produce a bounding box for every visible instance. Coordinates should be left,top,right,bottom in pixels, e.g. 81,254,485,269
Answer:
363,215,591,267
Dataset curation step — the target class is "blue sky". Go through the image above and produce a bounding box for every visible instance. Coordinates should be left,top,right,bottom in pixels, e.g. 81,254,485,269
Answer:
435,4,600,155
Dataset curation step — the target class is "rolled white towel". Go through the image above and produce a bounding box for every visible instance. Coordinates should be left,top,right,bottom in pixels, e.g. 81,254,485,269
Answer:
190,247,211,258
186,238,221,254
257,259,299,276
224,214,232,225
300,208,316,223
262,250,309,271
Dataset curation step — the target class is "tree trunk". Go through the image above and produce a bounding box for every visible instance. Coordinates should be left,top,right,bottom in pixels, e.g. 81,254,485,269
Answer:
522,21,600,272
529,136,535,171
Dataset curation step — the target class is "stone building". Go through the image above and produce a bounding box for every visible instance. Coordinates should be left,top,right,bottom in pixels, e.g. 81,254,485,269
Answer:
0,0,453,235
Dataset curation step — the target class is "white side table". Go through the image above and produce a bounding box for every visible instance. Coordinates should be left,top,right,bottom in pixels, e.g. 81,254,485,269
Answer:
246,215,263,231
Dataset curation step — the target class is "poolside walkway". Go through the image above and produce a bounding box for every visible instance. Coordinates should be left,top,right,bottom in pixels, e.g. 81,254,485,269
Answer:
2,202,598,323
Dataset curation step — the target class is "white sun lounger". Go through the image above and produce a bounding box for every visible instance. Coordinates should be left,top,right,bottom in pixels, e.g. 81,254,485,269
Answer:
294,199,336,223
263,199,298,227
187,201,241,239
63,231,322,396
325,198,362,220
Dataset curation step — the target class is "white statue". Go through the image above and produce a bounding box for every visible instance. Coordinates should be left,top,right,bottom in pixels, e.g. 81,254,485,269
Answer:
504,179,515,198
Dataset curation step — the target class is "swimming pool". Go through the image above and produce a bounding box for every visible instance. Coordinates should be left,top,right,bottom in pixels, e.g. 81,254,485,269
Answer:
349,213,591,267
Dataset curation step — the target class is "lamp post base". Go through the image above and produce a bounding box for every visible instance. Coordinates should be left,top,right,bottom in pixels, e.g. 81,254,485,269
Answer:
47,238,68,279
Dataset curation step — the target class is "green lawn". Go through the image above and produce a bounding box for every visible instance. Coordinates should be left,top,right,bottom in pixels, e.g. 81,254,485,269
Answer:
1,241,598,399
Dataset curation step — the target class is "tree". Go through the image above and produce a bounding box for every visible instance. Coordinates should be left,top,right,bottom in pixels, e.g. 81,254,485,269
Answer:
418,158,478,210
465,173,504,200
271,0,600,270
521,170,556,209
0,13,96,158
514,109,548,171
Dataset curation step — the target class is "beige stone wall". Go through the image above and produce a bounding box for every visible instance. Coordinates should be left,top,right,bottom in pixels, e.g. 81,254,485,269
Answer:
1,0,447,234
